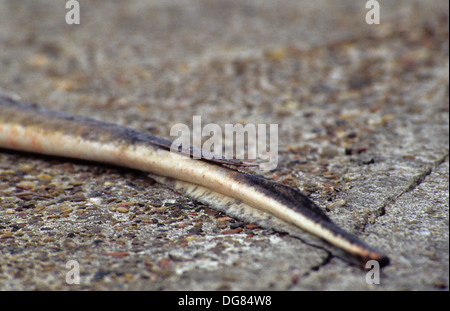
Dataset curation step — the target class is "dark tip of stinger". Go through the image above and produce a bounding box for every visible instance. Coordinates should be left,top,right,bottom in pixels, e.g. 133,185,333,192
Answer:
377,255,390,268
359,253,390,269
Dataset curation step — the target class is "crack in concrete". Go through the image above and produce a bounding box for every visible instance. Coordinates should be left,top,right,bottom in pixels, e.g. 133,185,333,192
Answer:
306,251,334,274
364,152,450,230
300,153,450,279
285,250,333,290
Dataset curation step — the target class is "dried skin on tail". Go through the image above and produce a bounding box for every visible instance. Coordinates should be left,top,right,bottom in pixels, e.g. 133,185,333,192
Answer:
0,96,256,167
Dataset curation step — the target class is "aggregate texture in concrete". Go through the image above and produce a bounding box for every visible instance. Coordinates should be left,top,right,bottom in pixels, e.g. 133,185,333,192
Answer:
0,0,448,290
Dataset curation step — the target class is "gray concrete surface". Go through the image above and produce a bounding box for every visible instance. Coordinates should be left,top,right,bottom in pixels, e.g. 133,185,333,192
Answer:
0,0,448,290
